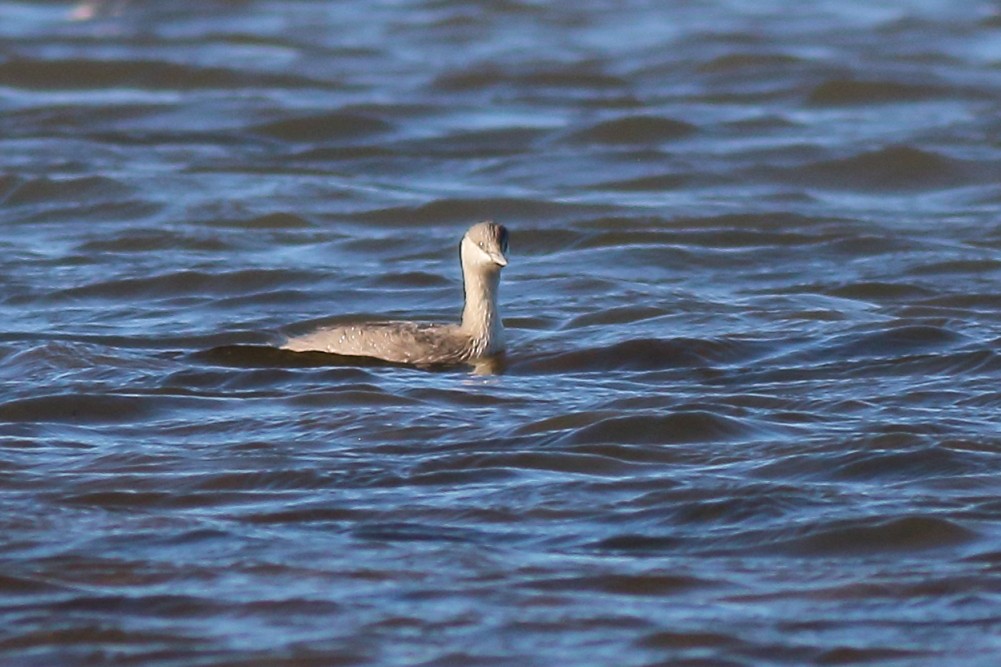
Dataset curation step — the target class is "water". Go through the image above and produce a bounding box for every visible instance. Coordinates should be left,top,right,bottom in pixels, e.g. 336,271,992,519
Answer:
3,1,1001,664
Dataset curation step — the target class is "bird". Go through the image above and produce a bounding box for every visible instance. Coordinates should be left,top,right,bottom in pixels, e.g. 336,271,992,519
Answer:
282,221,509,368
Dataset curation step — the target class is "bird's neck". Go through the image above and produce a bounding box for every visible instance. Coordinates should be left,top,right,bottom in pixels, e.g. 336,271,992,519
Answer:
460,264,504,353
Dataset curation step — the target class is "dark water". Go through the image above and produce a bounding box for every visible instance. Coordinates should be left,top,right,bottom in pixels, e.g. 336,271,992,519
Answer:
3,0,1001,664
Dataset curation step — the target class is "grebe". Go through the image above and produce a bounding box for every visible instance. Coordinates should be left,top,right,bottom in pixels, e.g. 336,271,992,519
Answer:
282,221,509,367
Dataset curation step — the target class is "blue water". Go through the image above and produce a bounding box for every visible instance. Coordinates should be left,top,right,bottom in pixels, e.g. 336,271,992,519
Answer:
3,1,1001,665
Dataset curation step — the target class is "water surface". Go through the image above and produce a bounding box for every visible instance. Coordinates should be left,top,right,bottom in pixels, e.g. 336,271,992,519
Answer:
3,1,1001,665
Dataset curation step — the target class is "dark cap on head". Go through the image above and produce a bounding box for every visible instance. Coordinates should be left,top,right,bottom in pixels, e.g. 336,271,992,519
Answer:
467,221,508,252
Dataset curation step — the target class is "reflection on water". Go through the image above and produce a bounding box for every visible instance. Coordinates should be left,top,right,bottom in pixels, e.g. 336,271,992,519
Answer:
3,1,1001,665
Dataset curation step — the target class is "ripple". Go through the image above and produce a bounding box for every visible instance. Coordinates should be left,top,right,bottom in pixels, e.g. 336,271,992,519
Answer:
823,324,965,359
567,411,758,445
185,468,332,493
566,115,697,144
825,281,935,301
414,126,548,156
908,258,1001,277
519,337,774,373
568,305,666,326
787,145,983,191
806,78,955,105
250,111,393,142
3,175,133,207
56,269,312,301
0,625,203,655
824,444,983,482
523,572,709,596
0,393,175,424
785,516,978,556
0,573,66,595
588,173,691,191
697,52,803,73
202,212,315,229
358,197,613,225
351,521,494,545
588,534,683,553
432,63,628,92
0,58,329,91
77,229,230,253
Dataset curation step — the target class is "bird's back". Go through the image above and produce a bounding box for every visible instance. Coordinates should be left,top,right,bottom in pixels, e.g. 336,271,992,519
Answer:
282,321,472,365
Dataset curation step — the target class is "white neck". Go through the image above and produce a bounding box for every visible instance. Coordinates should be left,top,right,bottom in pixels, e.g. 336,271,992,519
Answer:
460,260,504,355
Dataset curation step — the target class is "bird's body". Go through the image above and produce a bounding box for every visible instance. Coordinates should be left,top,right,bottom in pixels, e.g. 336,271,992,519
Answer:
282,221,509,367
283,321,488,365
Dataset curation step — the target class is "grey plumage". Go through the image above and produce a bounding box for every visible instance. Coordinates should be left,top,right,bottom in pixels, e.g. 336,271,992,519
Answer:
282,221,509,366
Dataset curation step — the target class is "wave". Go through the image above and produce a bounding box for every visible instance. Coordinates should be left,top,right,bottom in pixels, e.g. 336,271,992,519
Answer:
53,269,313,301
432,63,628,92
782,515,978,556
697,52,804,73
565,411,759,445
0,393,168,424
566,115,697,144
250,112,393,143
782,145,986,191
806,78,956,105
821,324,965,358
517,337,775,373
2,175,134,207
0,58,332,91
358,197,615,225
